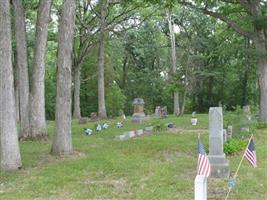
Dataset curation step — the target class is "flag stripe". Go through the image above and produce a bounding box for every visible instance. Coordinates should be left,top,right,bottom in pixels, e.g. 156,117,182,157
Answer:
197,139,211,177
244,138,257,168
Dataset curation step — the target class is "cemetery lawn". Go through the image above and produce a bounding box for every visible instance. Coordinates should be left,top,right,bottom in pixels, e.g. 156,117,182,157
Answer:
0,114,267,199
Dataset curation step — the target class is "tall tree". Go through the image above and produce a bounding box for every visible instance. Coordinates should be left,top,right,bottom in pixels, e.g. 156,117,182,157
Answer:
52,0,76,155
30,0,52,138
13,0,30,138
167,9,180,115
177,0,267,121
0,0,22,171
97,0,108,118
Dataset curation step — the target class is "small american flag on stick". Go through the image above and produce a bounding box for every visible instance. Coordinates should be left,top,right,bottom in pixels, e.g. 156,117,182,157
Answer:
244,138,257,168
197,138,211,177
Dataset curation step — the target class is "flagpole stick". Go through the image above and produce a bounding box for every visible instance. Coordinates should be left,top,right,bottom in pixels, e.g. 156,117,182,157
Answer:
224,134,254,200
233,134,253,179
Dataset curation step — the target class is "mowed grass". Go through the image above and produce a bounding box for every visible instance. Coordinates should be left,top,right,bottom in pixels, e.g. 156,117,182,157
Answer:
0,114,266,199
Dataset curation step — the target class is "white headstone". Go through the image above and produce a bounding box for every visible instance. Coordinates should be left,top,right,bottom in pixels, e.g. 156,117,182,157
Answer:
194,175,207,200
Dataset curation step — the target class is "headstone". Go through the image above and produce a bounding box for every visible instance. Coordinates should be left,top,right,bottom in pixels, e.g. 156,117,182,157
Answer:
226,126,232,139
122,114,126,120
194,175,207,200
79,117,89,124
223,129,227,143
144,126,153,133
136,129,144,136
208,107,229,178
161,106,168,117
132,98,146,123
191,118,198,126
123,131,136,138
90,112,98,121
154,106,161,118
243,105,251,121
192,111,196,118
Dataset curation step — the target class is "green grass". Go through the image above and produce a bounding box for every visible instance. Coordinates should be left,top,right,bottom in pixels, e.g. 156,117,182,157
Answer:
0,114,267,199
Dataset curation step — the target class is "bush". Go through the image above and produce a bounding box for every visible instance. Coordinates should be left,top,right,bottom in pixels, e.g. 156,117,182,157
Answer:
224,106,256,138
224,139,247,155
255,122,267,129
106,84,126,117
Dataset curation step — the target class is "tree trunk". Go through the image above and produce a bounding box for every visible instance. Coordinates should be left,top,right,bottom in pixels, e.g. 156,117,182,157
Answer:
180,90,187,115
52,0,76,155
167,10,180,116
30,0,52,139
254,32,267,122
73,63,81,119
97,0,108,119
0,1,22,171
13,50,20,123
13,0,30,138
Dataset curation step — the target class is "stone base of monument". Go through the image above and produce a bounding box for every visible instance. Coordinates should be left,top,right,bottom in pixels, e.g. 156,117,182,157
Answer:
209,155,230,178
132,112,146,123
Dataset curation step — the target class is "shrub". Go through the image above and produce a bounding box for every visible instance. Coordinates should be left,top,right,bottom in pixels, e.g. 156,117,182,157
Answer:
106,84,126,117
224,139,247,155
255,122,267,129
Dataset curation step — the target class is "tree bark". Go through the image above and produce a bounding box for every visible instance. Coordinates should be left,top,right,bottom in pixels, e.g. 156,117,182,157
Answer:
52,0,76,155
0,1,22,171
13,0,30,138
167,10,180,116
30,0,52,138
97,0,108,119
73,63,81,119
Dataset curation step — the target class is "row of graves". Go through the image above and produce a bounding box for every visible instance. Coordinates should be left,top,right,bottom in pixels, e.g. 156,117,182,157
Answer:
79,97,255,199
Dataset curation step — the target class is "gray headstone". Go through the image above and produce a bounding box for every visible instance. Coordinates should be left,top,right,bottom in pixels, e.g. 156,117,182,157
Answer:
144,126,153,133
194,175,207,200
208,107,229,178
223,129,227,143
136,129,144,136
227,126,232,139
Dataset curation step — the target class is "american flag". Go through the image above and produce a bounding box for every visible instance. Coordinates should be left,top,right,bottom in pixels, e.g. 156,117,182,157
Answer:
244,138,257,168
197,138,211,177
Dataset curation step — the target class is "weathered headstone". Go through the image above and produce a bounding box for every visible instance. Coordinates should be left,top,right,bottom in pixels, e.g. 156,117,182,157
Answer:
79,117,89,124
90,112,98,121
136,129,144,136
154,106,161,118
243,105,251,121
194,175,207,200
132,98,146,123
161,106,168,117
144,126,153,133
226,126,232,139
208,107,229,178
223,129,227,143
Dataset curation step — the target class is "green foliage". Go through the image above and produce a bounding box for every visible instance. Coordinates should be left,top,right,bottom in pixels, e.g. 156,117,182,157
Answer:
224,106,255,138
106,84,126,117
152,119,167,132
224,138,247,155
255,122,267,129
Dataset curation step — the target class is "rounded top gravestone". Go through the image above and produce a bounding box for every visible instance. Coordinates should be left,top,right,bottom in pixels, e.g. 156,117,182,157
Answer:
133,98,145,113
